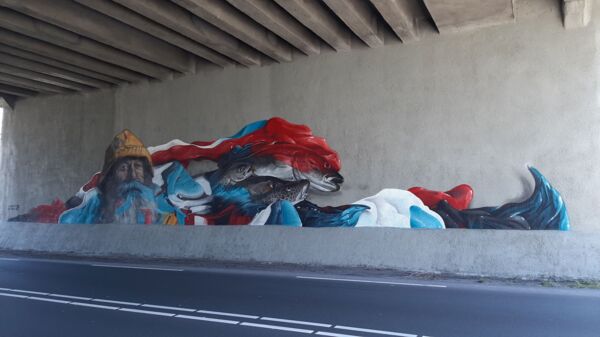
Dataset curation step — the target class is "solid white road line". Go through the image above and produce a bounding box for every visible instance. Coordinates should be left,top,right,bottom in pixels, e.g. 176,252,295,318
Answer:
92,298,140,306
0,287,12,291
0,292,27,298
296,276,447,288
260,316,332,328
175,315,239,325
315,332,362,337
335,325,417,337
0,286,424,337
240,322,314,334
0,258,19,261
50,294,92,301
70,302,119,310
141,304,196,312
27,296,70,304
7,289,50,296
196,309,259,319
118,308,174,317
91,264,183,272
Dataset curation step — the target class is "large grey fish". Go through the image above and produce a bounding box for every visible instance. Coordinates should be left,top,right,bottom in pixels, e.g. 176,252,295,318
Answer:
236,176,310,205
216,157,343,192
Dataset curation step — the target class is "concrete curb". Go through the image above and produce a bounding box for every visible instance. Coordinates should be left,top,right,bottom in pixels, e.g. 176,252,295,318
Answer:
0,222,599,279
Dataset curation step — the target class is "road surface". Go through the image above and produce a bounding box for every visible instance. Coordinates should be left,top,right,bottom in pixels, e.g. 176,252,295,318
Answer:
0,256,598,337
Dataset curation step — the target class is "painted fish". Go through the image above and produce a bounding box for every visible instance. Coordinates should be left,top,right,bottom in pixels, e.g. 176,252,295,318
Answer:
236,176,310,205
203,176,310,225
214,147,344,192
149,117,344,192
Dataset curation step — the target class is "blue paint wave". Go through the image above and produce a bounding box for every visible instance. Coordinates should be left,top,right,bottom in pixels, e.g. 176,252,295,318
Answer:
294,200,369,227
266,200,302,226
435,167,570,230
409,205,445,229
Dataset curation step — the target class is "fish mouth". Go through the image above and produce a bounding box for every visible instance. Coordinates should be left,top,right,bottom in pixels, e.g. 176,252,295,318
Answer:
293,170,344,192
315,172,344,192
326,173,344,185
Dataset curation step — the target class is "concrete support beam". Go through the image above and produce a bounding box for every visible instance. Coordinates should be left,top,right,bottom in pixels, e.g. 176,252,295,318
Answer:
324,0,383,48
0,15,149,82
563,0,593,29
423,0,515,34
0,52,111,89
0,0,193,74
74,0,230,67
174,0,292,62
227,0,320,56
0,83,37,97
0,63,92,91
275,0,351,52
0,93,17,108
0,44,122,85
115,0,260,67
0,73,72,94
370,0,422,42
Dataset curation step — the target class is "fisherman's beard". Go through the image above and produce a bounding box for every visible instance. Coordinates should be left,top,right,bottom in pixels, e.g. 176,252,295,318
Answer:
112,181,159,224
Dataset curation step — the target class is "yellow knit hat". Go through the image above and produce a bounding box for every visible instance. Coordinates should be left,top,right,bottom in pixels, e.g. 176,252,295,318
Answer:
102,129,152,173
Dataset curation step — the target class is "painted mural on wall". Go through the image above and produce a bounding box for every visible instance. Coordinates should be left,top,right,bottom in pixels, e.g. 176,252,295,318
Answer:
9,117,570,230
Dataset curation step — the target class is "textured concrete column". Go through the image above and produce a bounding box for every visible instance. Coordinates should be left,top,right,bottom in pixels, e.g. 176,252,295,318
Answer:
563,0,593,29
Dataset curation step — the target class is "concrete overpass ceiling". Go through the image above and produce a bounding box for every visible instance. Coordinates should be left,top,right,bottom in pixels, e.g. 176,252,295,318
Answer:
0,0,592,104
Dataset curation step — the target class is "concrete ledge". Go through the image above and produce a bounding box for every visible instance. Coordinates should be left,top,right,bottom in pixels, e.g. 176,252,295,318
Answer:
0,222,599,279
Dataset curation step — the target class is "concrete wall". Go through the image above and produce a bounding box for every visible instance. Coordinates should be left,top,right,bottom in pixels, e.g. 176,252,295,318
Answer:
2,0,600,230
0,90,115,220
2,222,598,280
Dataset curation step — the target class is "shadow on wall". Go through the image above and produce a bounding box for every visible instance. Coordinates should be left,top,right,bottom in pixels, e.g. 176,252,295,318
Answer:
9,117,569,231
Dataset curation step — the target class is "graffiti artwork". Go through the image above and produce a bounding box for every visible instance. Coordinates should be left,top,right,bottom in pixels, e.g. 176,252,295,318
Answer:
10,117,570,230
432,167,569,230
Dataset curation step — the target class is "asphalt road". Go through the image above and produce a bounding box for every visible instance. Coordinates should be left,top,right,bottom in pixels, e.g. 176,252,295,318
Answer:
0,257,598,337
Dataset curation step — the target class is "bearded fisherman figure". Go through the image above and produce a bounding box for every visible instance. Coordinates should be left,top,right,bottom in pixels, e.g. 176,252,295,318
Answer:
60,130,166,224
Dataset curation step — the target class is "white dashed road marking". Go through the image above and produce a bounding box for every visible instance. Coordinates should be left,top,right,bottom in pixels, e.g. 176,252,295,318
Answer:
141,304,196,312
195,309,259,319
70,302,119,310
92,298,141,306
315,332,362,337
28,296,70,304
335,325,418,337
50,294,92,301
91,264,183,272
240,322,314,334
175,315,239,325
0,287,427,337
9,289,49,296
0,292,27,299
260,316,332,327
118,308,174,317
296,276,447,288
